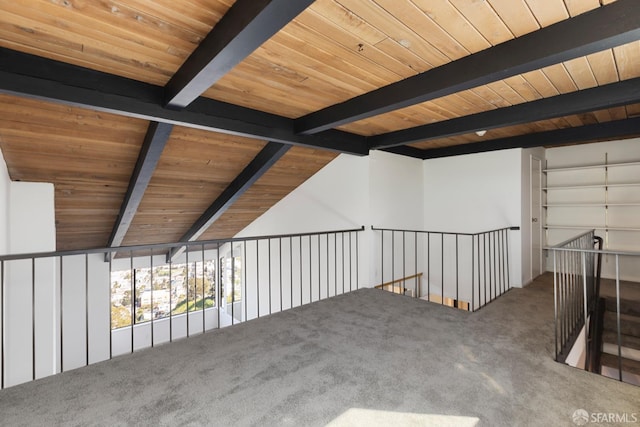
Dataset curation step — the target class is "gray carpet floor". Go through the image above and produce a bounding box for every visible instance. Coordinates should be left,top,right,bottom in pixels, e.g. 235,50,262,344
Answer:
0,273,638,426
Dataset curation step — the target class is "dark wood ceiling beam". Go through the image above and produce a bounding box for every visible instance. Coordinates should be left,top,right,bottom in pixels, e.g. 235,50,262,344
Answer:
115,0,315,249
140,0,314,247
420,118,640,160
295,0,640,135
106,122,174,256
165,0,314,108
379,146,425,159
369,78,640,149
0,48,368,155
168,142,291,261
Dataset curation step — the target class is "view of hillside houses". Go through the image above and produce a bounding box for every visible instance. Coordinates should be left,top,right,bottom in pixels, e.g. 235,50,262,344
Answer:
110,257,243,329
110,261,213,329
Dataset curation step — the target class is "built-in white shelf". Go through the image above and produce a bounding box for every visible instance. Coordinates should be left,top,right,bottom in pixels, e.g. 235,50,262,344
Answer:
545,225,640,232
544,183,640,191
544,160,640,172
544,203,640,207
543,155,640,249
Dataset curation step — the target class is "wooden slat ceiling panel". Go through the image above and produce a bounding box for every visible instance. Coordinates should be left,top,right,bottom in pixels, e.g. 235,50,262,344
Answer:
205,0,621,128
200,147,337,240
564,0,602,17
0,94,148,250
0,0,637,253
121,127,267,246
410,103,640,151
205,0,448,116
615,40,640,79
341,40,640,136
0,0,631,137
0,0,233,85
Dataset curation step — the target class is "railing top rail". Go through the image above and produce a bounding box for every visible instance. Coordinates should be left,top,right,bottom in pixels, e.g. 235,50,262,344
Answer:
0,226,366,262
549,229,595,249
545,246,640,257
374,273,423,289
371,225,519,236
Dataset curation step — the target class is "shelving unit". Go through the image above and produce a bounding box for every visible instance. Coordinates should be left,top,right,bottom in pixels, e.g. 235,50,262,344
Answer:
543,161,640,172
544,203,640,207
545,225,640,232
545,183,640,191
543,155,640,250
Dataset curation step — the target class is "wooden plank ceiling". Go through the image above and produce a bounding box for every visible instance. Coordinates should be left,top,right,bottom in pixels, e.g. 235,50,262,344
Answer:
0,0,638,251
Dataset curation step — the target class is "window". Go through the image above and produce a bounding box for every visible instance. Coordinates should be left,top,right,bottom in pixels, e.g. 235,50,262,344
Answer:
110,259,216,330
220,255,242,307
110,269,132,329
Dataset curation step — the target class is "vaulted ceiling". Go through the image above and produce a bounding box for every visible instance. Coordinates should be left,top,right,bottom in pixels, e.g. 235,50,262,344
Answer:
0,0,638,251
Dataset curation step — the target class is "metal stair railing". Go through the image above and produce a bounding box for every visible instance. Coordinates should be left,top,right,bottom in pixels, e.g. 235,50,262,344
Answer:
545,233,640,387
548,230,598,363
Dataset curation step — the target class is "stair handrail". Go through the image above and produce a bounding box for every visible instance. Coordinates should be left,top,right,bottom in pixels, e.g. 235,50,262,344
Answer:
547,229,597,363
547,237,640,383
374,273,423,297
586,236,604,372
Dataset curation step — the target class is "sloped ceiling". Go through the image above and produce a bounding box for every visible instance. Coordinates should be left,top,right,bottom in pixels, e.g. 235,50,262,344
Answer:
0,0,638,251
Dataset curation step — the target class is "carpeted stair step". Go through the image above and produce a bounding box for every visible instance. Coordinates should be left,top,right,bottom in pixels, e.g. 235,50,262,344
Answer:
603,311,640,337
602,330,640,352
604,297,640,317
601,352,640,376
602,341,640,363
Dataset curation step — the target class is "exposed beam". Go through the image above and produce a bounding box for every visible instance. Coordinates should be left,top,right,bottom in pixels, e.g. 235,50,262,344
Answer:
106,122,174,255
0,48,368,156
369,78,640,149
131,0,313,248
165,0,314,108
295,0,640,135
168,142,291,261
420,118,640,160
379,145,425,159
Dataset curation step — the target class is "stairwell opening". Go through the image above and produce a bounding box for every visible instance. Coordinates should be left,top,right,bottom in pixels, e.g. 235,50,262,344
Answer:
549,232,640,387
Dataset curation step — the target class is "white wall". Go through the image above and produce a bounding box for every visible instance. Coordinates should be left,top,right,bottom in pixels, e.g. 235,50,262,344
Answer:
423,149,524,287
237,153,373,307
237,151,425,288
369,151,424,229
423,149,521,232
57,253,111,369
238,154,371,236
0,150,58,387
8,182,56,254
369,151,425,290
5,181,56,387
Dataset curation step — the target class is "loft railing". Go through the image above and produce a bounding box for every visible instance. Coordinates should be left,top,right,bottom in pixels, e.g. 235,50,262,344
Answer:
0,226,364,390
372,226,518,311
547,230,599,363
547,237,639,384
